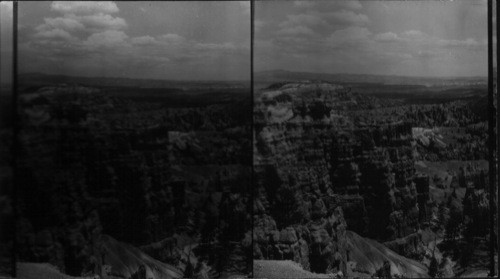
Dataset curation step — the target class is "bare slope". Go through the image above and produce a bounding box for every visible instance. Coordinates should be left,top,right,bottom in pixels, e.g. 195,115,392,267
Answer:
253,260,331,279
100,235,183,279
254,231,429,278
346,231,428,278
17,235,183,279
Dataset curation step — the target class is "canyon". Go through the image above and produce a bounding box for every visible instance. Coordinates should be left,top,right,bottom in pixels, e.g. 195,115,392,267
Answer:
253,81,490,278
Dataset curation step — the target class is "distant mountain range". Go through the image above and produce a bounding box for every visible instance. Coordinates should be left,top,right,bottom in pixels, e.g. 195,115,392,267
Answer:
17,72,250,90
255,70,488,86
3,71,491,88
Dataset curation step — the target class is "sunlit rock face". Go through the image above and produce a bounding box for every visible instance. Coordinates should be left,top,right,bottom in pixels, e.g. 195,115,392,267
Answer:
254,81,427,273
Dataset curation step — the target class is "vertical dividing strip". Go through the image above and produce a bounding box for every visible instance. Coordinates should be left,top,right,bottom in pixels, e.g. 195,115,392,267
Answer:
488,0,496,276
11,0,18,277
496,0,500,276
250,0,255,277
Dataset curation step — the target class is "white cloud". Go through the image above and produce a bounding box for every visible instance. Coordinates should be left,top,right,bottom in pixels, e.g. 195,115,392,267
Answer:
280,13,328,29
255,1,486,77
326,10,369,26
374,32,399,42
0,1,13,22
414,50,439,59
295,1,363,11
255,20,266,32
373,30,486,51
438,38,485,49
1,1,13,38
36,17,85,33
20,2,250,81
85,30,128,47
401,30,430,41
158,33,185,44
278,26,316,37
196,42,237,51
71,13,127,31
276,8,369,40
34,28,76,41
51,1,119,15
33,1,128,47
131,35,157,45
238,1,250,15
326,26,371,49
337,1,363,11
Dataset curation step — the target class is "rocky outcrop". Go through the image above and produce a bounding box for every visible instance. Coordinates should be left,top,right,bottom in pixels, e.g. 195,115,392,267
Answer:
253,81,433,277
16,84,252,276
253,204,348,274
254,82,424,243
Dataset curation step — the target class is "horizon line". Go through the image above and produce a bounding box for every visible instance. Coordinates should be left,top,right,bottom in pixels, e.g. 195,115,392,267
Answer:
16,72,251,84
256,69,489,80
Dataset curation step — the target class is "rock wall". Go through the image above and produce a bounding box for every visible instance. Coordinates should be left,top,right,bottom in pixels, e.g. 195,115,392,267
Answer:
254,82,430,272
16,85,252,276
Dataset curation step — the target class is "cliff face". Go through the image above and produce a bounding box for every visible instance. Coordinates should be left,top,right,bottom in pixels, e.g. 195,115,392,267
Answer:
253,199,348,274
16,85,252,277
254,82,430,274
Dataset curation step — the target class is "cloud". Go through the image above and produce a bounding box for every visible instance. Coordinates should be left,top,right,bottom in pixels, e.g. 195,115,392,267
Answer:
374,32,399,42
1,1,13,39
36,17,85,33
35,1,127,41
72,13,127,31
295,1,363,11
276,5,369,39
158,33,185,44
1,2,13,22
254,20,266,32
85,30,128,47
238,1,250,15
131,35,157,45
255,1,486,77
336,1,363,10
401,30,430,41
51,1,119,15
278,25,316,37
196,42,237,51
325,10,369,26
438,38,486,49
22,2,250,80
373,29,486,51
28,2,130,59
326,26,371,49
34,28,76,41
280,13,328,29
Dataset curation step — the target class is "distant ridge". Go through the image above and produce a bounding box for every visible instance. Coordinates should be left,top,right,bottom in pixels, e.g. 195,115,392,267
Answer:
19,72,250,89
255,70,487,86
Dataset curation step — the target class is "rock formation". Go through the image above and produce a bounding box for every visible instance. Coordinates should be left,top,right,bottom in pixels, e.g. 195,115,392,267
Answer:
254,81,431,276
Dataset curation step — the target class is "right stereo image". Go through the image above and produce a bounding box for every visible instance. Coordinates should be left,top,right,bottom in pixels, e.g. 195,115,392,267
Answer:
252,0,496,278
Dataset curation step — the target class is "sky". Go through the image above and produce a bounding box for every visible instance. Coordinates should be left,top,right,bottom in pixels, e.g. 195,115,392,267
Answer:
1,1,13,85
0,1,491,82
15,1,250,81
255,0,488,77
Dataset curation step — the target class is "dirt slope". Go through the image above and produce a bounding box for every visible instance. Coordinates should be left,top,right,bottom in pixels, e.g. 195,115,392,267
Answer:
346,231,428,278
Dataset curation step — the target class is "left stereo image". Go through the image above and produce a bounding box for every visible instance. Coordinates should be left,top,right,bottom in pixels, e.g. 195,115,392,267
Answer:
2,1,252,278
